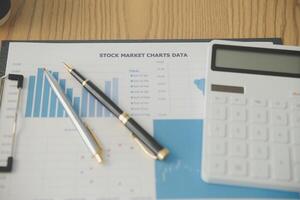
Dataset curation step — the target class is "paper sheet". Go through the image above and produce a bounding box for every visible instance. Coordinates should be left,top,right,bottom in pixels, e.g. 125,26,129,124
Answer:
0,42,207,200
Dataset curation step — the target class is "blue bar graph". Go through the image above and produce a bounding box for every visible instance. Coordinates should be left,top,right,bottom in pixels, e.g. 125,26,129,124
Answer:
49,72,59,117
25,68,119,118
33,68,44,117
41,76,50,117
73,97,80,116
89,93,95,117
97,102,103,117
66,88,73,104
65,88,73,117
104,81,111,117
81,89,88,117
25,76,36,117
57,79,66,117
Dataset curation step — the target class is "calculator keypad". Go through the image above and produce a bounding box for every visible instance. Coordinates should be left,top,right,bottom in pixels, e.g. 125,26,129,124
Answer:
250,109,268,123
203,93,300,191
250,160,269,179
250,125,268,141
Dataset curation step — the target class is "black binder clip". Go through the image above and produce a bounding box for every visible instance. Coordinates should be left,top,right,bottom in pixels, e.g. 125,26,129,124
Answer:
0,74,24,172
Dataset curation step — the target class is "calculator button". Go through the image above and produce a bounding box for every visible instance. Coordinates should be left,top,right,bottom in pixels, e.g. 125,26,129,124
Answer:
250,125,268,141
250,109,268,124
208,158,226,175
208,121,226,137
250,161,269,179
229,106,246,121
212,95,227,104
271,127,289,143
292,146,300,163
208,140,227,156
271,111,288,126
271,100,287,109
229,123,247,139
210,105,227,120
228,158,248,176
291,112,300,127
272,145,291,181
230,96,246,105
250,143,269,160
291,128,300,144
251,99,267,107
229,140,247,158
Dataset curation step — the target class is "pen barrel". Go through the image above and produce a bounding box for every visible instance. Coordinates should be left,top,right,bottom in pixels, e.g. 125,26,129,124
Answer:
44,70,102,159
125,118,164,156
71,69,87,83
71,69,169,160
85,81,168,159
84,81,123,117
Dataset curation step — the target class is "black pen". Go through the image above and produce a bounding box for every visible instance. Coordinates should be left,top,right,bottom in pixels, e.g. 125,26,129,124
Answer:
63,63,169,160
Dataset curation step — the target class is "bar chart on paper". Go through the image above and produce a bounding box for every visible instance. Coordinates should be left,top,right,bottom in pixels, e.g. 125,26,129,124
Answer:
20,62,172,120
25,68,119,118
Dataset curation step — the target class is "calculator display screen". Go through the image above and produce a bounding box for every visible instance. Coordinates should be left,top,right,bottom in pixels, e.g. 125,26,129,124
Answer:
212,44,300,78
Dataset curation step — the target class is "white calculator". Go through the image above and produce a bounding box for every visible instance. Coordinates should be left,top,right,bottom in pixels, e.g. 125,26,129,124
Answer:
201,40,300,192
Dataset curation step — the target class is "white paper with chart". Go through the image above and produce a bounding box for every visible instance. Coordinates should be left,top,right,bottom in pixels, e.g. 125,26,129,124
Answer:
0,41,207,200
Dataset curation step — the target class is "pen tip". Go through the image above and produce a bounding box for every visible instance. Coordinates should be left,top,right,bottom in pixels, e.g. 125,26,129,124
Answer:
95,153,103,164
63,62,73,72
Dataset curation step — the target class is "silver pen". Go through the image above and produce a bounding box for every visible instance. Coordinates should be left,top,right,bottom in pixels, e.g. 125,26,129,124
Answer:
43,68,103,163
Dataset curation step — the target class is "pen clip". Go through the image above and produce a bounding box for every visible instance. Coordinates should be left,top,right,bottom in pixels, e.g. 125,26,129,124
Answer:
131,134,157,160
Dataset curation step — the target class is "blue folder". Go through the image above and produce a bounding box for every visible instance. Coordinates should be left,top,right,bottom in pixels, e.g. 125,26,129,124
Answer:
154,120,300,199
